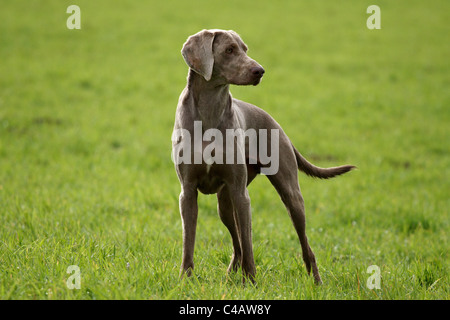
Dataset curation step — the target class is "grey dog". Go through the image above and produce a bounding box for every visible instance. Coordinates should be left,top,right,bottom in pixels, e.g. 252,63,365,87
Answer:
172,29,355,284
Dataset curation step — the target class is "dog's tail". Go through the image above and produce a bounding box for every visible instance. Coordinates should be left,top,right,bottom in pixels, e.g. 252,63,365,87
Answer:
292,144,356,179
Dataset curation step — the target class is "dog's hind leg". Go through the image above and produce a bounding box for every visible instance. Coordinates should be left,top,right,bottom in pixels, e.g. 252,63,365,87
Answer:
267,155,322,284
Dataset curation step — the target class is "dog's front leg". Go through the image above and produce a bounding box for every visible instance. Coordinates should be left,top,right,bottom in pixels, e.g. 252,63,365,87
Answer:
228,185,256,284
179,187,198,278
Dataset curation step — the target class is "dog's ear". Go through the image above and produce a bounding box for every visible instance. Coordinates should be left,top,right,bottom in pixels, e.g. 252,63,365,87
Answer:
181,30,216,81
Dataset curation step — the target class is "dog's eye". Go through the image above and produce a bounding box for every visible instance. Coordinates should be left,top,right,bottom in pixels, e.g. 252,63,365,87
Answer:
226,47,234,54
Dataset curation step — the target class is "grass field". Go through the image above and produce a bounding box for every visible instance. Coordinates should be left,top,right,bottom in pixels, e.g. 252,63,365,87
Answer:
0,0,448,300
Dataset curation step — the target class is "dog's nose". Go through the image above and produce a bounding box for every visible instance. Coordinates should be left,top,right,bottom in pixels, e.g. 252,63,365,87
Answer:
251,66,265,77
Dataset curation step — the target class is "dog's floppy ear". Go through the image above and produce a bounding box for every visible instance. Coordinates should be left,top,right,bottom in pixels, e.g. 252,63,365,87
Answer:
181,30,216,81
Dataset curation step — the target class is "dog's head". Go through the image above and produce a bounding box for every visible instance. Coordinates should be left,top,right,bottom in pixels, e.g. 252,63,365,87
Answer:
181,29,264,86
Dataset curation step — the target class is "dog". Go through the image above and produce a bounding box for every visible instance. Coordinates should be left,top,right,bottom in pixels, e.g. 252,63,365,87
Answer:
172,29,355,284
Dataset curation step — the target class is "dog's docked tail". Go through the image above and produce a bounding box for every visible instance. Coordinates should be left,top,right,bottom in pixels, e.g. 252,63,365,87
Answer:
292,144,356,179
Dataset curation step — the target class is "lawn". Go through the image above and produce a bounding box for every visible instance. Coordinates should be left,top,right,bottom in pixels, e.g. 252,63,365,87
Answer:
0,0,448,300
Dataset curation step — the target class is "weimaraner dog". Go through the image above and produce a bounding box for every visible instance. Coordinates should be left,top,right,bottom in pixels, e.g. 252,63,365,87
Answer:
172,29,355,284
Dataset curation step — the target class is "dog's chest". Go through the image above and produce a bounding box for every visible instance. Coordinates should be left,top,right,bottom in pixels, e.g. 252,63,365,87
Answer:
197,166,224,195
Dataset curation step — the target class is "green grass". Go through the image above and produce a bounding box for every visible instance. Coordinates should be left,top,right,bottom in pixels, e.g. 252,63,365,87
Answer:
0,0,448,299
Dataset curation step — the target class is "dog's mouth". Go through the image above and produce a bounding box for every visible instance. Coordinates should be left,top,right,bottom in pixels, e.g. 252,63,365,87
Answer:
231,72,264,86
251,66,264,86
252,77,262,86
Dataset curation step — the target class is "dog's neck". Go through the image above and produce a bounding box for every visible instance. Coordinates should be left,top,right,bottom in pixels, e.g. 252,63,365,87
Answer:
187,69,231,130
